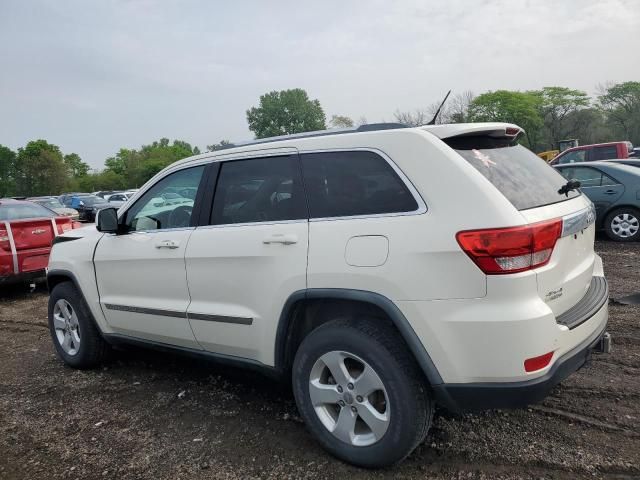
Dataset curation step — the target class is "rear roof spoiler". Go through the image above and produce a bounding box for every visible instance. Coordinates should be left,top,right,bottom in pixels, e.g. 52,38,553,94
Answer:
421,122,523,140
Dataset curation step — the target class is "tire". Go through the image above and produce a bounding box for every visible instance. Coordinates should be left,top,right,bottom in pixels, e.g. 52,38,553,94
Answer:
292,318,433,468
48,281,109,368
604,207,640,242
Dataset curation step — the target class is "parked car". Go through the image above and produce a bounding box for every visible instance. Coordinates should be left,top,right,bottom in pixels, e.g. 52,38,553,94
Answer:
550,141,634,165
66,194,111,222
27,196,79,220
601,158,640,169
46,123,609,468
106,192,131,208
554,161,640,242
59,192,90,206
0,199,80,284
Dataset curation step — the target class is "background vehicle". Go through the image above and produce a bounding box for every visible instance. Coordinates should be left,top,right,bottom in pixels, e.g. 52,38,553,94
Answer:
0,199,80,284
550,141,634,165
64,194,110,222
106,192,130,208
27,196,79,220
601,158,640,169
555,161,640,241
59,192,89,206
46,123,609,468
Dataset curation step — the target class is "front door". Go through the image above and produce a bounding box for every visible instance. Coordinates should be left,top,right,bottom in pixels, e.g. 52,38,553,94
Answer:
184,153,308,365
94,165,206,348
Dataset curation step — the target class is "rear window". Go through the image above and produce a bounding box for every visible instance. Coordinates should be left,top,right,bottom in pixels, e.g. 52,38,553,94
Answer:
0,203,56,220
447,137,579,210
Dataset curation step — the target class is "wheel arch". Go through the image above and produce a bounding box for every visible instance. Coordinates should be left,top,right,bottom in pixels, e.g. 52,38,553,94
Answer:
47,269,82,293
275,289,443,386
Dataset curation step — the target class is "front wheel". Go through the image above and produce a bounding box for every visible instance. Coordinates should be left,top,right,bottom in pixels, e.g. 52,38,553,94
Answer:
48,281,109,368
604,207,640,242
292,319,433,468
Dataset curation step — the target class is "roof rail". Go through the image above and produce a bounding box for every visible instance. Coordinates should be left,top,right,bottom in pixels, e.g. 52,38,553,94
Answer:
225,122,410,149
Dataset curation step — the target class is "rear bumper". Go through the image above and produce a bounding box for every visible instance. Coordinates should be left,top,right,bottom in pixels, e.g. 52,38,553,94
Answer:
432,299,609,412
0,269,46,285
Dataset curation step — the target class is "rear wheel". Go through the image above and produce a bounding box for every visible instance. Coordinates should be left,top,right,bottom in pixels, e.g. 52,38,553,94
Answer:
48,281,109,368
292,318,432,468
604,207,640,242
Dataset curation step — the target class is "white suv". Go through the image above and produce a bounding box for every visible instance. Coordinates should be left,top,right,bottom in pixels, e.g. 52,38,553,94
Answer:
47,123,609,467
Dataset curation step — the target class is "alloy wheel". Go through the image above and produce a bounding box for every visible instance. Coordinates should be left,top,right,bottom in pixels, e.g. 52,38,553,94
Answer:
52,299,81,356
309,351,390,447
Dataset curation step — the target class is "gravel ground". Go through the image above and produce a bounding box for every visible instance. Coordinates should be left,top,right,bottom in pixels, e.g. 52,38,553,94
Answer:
0,240,638,479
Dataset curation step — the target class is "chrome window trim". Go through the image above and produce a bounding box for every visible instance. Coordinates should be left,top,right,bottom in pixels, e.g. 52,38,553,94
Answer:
197,219,307,230
561,203,597,238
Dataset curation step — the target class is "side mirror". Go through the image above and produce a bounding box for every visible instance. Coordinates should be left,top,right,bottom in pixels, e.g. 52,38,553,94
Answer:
96,207,119,233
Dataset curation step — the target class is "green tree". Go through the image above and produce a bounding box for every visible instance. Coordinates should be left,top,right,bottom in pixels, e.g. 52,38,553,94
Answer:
14,140,70,196
0,145,17,197
246,88,326,138
532,87,590,149
104,138,200,188
329,115,354,128
206,139,232,152
597,81,640,144
63,153,90,178
468,90,544,149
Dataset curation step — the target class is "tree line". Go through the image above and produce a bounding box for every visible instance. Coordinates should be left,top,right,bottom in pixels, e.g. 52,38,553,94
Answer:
1,82,638,198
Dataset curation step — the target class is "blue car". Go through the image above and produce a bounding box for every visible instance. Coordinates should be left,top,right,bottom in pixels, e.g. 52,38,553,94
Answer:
555,161,640,242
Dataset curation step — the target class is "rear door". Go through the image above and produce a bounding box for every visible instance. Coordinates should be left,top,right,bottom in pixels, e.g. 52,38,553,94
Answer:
184,151,308,364
94,164,206,348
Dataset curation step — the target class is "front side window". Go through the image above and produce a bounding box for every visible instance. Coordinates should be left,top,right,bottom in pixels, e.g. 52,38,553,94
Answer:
300,151,418,218
124,166,204,231
211,156,306,225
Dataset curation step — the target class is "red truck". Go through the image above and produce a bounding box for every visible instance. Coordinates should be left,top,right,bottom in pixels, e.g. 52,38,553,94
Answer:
1,199,81,285
550,141,635,165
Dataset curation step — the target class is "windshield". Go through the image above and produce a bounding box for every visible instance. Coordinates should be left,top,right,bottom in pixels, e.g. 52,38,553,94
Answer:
448,137,580,210
0,203,56,220
37,199,64,209
77,196,105,206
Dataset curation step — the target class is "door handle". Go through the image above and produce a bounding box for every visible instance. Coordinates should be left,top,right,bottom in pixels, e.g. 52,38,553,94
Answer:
604,190,618,195
155,239,180,249
263,234,298,245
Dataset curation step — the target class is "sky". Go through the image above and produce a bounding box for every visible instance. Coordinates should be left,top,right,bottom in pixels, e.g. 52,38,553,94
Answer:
1,0,639,169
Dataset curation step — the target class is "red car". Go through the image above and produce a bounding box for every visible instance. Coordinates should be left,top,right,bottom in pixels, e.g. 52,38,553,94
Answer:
550,141,634,165
0,199,81,285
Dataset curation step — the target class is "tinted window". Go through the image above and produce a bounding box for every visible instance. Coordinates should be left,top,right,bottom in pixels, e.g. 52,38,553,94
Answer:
557,150,586,164
300,151,418,218
449,139,579,210
125,166,204,231
592,146,618,161
0,203,56,220
559,167,603,187
211,156,306,225
600,172,620,186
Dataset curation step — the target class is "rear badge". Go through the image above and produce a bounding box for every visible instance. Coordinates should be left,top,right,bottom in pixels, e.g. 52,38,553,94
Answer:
31,228,47,235
545,287,563,302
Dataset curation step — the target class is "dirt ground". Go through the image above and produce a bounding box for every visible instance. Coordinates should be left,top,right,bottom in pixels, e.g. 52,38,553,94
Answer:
0,240,638,480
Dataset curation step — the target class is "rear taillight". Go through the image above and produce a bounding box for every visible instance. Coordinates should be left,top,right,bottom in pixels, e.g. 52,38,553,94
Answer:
0,228,9,251
456,219,562,274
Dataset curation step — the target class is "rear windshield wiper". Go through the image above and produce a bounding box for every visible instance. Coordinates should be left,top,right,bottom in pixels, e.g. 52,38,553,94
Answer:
558,179,581,196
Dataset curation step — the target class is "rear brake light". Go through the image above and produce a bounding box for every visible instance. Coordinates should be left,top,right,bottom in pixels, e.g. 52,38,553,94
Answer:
456,219,562,274
60,222,73,232
524,351,554,372
0,229,9,251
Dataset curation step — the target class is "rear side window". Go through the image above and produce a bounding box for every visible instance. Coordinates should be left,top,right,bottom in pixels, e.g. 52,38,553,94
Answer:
211,156,306,225
300,151,418,218
448,137,579,210
592,146,618,161
558,167,620,187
